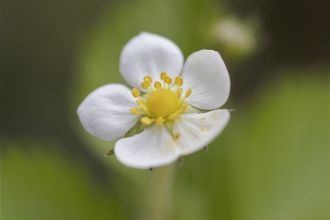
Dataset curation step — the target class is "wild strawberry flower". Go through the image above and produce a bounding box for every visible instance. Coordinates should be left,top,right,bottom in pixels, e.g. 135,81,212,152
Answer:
77,32,230,169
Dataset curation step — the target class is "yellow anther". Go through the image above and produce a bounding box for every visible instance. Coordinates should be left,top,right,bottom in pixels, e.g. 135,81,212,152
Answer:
177,88,183,97
131,73,191,125
141,80,150,89
164,75,172,85
155,117,164,126
141,116,153,125
175,76,183,86
131,88,140,98
154,81,162,89
137,100,148,112
130,107,140,115
160,72,167,80
185,88,192,98
143,75,152,83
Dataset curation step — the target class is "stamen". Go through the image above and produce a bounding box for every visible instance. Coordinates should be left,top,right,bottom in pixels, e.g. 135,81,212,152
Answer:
136,99,145,104
160,72,167,80
138,96,147,102
137,100,148,112
154,81,162,89
131,88,140,98
155,117,164,126
131,72,192,125
185,89,192,98
143,75,153,83
167,109,182,120
130,107,140,115
177,88,183,97
182,103,188,111
164,76,172,85
141,80,150,89
175,76,183,86
141,116,154,125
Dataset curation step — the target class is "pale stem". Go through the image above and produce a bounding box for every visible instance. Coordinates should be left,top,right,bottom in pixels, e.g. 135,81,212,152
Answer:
146,163,175,220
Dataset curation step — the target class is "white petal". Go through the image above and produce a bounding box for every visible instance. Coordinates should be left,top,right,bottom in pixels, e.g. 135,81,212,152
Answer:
172,109,230,155
120,32,184,90
181,50,230,109
114,125,179,169
77,84,140,141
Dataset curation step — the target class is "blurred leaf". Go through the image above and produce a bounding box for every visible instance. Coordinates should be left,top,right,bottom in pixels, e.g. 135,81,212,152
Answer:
209,16,260,60
1,139,126,220
70,0,328,218
174,66,328,220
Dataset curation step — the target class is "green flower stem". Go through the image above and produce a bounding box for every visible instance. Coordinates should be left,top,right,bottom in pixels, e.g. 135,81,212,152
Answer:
146,164,175,220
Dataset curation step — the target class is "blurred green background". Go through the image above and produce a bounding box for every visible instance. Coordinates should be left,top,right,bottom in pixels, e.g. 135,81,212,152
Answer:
2,0,329,219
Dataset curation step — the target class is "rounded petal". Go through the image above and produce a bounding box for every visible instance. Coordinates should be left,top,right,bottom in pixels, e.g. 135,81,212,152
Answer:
181,50,230,109
114,125,179,169
77,84,140,141
172,109,230,155
119,32,184,90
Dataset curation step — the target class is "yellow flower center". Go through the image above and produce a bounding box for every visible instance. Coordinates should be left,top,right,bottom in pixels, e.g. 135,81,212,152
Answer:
147,89,179,117
130,72,192,126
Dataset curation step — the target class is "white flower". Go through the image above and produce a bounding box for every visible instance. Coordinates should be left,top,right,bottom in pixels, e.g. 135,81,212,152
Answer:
77,32,231,169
